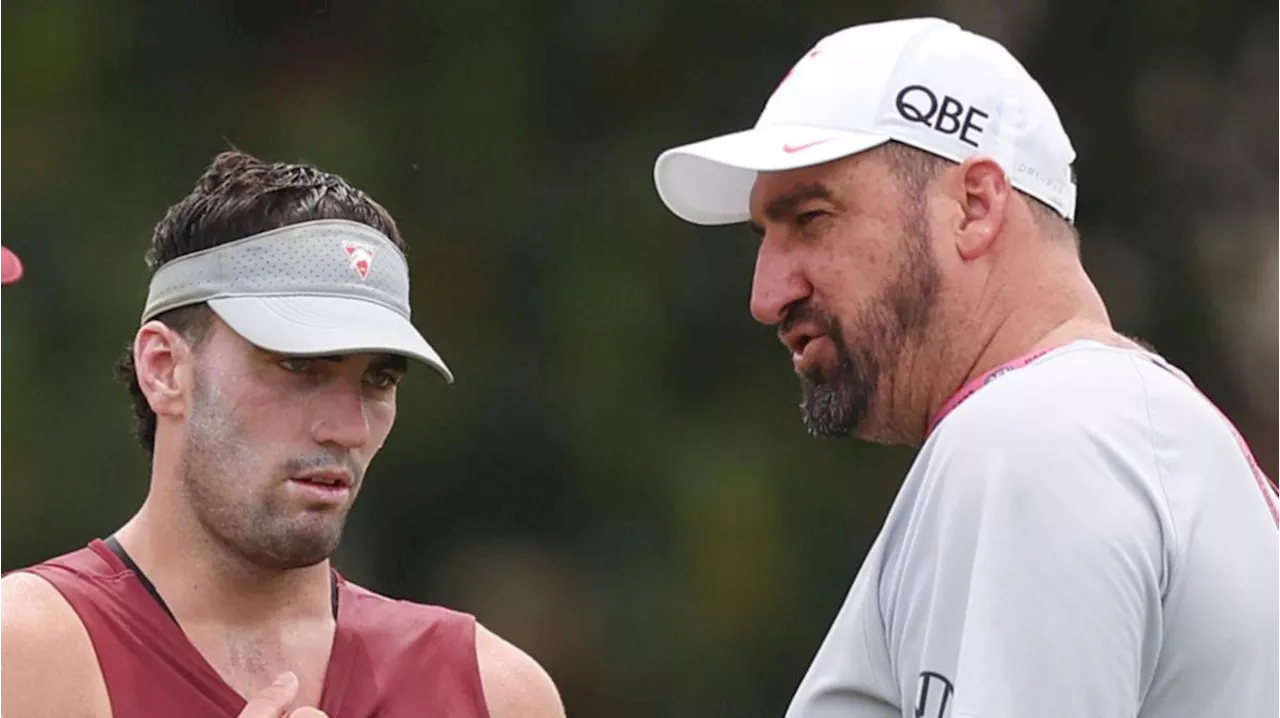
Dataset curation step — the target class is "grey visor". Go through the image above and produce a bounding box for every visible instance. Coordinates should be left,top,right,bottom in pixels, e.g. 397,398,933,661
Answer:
142,219,452,383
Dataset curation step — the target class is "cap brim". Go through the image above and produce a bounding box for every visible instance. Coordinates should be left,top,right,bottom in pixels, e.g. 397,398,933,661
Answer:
208,295,454,383
2,246,24,285
654,124,891,226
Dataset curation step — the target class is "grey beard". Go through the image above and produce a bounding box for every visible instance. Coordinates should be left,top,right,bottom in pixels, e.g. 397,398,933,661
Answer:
798,331,879,438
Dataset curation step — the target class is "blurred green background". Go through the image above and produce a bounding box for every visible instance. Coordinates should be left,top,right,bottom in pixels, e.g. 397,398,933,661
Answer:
2,1,1276,716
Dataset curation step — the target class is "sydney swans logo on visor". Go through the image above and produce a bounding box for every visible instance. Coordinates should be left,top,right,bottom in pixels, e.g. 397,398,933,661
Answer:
343,240,376,280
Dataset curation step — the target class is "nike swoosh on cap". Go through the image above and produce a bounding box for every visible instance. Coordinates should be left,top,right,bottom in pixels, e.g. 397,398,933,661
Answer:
782,139,836,153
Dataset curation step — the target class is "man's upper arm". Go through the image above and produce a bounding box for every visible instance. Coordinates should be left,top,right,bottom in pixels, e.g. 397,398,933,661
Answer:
475,623,566,718
888,404,1167,718
0,572,110,718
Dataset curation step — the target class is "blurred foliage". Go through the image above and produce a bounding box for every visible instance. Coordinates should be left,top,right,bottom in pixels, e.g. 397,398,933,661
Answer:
2,1,1275,716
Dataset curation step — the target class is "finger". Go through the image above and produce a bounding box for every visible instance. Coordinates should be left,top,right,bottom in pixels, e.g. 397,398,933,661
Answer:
288,709,329,718
239,671,299,718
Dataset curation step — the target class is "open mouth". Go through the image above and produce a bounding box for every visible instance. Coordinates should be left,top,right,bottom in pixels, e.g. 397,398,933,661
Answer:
782,327,828,369
288,471,353,501
294,475,346,487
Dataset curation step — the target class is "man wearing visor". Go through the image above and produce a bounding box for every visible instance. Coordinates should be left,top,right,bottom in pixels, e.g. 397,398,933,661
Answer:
1,150,565,718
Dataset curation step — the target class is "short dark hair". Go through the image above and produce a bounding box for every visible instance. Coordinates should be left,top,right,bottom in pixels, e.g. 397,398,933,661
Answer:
115,149,409,455
875,141,1078,246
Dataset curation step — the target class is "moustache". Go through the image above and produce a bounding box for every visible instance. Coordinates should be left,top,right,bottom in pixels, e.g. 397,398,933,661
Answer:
779,301,834,340
284,453,365,484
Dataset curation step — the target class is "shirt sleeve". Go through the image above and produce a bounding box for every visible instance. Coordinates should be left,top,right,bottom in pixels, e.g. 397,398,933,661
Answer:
883,403,1169,718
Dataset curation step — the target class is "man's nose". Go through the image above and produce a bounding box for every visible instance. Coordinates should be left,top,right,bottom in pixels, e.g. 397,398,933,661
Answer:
749,238,809,326
311,383,372,450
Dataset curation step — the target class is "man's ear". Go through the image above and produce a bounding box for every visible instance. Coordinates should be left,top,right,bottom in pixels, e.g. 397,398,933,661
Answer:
134,321,196,420
951,156,1010,261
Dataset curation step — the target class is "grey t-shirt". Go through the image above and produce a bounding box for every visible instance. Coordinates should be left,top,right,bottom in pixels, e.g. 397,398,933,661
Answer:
784,341,1279,718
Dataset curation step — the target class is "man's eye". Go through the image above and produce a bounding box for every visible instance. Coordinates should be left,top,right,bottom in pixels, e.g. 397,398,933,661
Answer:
364,371,401,389
796,210,826,228
279,358,311,373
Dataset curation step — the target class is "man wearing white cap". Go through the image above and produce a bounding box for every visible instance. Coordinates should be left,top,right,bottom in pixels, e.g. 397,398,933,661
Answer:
2,151,565,718
654,17,1277,718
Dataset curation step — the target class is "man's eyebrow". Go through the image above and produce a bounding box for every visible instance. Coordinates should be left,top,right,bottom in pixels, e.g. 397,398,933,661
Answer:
280,353,408,372
370,354,408,373
747,183,836,236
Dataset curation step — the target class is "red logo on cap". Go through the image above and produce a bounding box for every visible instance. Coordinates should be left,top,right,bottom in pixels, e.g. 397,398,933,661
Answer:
775,48,821,91
343,241,375,280
782,138,836,153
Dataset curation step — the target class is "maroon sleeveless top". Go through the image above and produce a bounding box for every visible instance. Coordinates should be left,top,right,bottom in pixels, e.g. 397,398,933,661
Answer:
16,539,491,718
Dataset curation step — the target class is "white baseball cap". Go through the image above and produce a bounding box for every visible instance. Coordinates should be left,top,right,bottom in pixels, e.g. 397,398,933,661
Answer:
653,17,1078,226
141,219,453,383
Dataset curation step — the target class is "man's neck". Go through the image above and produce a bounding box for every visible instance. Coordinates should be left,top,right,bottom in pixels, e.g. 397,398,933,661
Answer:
923,268,1132,437
113,500,334,628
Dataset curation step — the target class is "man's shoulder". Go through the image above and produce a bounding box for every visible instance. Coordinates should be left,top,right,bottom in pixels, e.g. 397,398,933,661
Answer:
913,343,1199,510
887,345,1182,582
936,341,1210,449
1,571,111,718
1,570,79,632
473,623,566,718
334,579,565,718
0,541,114,642
336,577,478,630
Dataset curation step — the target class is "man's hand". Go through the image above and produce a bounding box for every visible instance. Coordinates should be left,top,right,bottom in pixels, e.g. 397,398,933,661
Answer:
238,672,327,718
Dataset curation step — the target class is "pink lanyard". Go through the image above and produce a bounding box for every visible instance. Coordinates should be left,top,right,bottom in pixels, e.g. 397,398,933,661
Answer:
926,344,1064,436
925,343,1279,525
